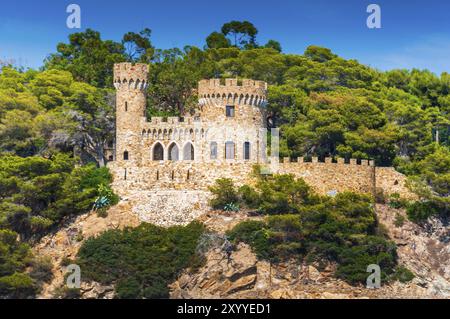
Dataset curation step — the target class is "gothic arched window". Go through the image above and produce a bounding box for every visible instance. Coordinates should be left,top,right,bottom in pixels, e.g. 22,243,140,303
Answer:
168,143,179,161
152,143,164,161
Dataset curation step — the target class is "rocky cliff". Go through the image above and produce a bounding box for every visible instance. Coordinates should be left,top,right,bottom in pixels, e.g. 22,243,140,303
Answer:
34,191,449,299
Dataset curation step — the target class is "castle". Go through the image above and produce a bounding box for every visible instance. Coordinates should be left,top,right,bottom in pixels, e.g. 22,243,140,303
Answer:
107,63,413,200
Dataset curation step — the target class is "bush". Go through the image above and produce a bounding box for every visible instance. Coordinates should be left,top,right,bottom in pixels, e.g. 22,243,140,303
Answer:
77,221,205,299
258,174,312,215
239,185,260,209
228,191,400,285
388,193,408,209
0,272,36,298
208,178,239,210
391,266,415,283
394,213,405,227
406,201,440,223
29,256,54,285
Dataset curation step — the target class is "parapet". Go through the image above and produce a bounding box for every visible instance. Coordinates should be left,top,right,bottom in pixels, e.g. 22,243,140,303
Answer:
113,63,149,90
198,78,268,107
281,157,375,166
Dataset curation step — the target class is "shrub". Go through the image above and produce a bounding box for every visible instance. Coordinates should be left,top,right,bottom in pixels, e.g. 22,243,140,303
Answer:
258,174,312,215
0,272,36,298
77,221,205,299
388,193,408,209
208,178,239,210
406,201,440,223
394,213,405,227
238,185,260,209
391,266,415,283
29,256,54,285
228,191,400,285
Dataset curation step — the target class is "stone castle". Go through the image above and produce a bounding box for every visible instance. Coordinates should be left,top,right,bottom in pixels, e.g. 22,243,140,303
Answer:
107,63,413,201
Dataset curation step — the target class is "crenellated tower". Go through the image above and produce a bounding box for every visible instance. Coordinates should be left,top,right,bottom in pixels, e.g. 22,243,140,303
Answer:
197,78,268,126
113,63,149,167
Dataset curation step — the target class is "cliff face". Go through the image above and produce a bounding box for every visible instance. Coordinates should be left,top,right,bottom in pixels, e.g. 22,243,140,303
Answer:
170,207,450,299
34,196,449,299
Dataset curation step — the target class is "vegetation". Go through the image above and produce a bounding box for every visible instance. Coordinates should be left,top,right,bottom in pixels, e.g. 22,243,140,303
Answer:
224,174,409,285
76,222,205,299
0,19,446,297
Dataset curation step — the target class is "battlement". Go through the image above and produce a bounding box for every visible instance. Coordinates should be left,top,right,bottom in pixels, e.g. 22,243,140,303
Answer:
198,78,268,107
113,63,149,90
280,157,375,166
145,116,201,125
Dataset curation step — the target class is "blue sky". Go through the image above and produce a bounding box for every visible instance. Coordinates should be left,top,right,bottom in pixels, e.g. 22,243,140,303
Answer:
0,0,449,74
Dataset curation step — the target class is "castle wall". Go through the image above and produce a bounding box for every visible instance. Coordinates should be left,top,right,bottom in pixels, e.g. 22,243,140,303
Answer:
109,62,415,204
108,157,414,200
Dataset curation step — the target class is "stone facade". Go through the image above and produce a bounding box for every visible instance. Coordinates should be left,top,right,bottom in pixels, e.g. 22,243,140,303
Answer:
107,63,414,201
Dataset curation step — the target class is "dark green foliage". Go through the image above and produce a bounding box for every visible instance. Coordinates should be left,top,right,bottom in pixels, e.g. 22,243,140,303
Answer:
406,201,441,223
391,266,415,283
77,222,205,299
0,229,36,298
208,178,240,210
238,185,261,209
227,187,399,285
0,154,116,239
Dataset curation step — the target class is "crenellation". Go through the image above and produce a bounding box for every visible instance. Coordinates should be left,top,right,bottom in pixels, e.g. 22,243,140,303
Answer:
108,62,415,206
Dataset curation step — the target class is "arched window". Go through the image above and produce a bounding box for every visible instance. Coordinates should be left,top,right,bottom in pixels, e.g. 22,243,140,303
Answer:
210,142,218,160
183,142,194,161
123,151,129,161
225,141,235,160
152,143,164,161
244,142,251,160
168,143,179,161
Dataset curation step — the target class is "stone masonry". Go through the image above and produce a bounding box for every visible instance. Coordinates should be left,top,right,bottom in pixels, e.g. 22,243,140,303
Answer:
107,63,414,201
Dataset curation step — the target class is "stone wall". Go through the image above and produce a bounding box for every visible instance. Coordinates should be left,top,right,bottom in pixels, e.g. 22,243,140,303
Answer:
108,157,414,200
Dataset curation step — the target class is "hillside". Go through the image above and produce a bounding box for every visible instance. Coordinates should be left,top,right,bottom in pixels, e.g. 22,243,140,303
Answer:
33,197,449,299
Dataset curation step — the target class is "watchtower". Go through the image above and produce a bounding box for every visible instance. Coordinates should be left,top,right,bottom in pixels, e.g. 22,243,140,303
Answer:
113,63,149,167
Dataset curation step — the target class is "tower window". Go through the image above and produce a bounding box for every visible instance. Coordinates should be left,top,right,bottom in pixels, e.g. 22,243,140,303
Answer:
123,151,129,161
125,101,128,112
244,142,251,160
226,105,235,117
225,141,235,159
210,142,218,160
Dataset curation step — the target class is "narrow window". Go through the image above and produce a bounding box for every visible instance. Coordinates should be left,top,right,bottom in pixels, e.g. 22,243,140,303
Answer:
123,151,129,161
225,141,235,159
125,101,128,112
124,168,127,180
187,170,190,180
183,142,194,161
171,171,175,180
168,143,179,161
156,170,159,181
226,105,235,117
210,142,218,160
244,142,251,160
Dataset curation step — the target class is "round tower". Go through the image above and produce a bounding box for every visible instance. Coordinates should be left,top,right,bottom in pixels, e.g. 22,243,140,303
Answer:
197,78,268,162
197,78,267,126
113,63,149,167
